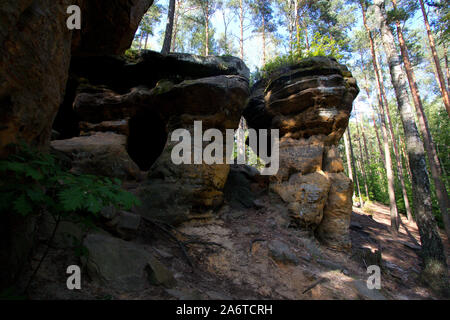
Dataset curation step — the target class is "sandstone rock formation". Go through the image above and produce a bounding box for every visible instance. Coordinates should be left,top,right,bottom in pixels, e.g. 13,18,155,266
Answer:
0,0,153,158
244,57,359,250
51,132,141,180
54,51,250,225
72,0,155,56
0,0,361,294
0,0,153,290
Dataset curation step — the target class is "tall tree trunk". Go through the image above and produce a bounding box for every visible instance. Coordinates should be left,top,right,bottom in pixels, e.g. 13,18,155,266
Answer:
171,1,180,52
359,116,370,167
392,0,449,235
355,115,370,201
222,10,229,54
343,130,353,183
374,0,448,293
144,34,149,50
399,134,413,181
348,127,364,207
445,47,449,88
374,46,414,224
138,33,143,50
358,52,384,166
418,0,450,115
295,0,300,46
372,114,386,167
239,0,244,60
360,1,401,231
205,5,210,56
262,15,266,65
162,0,176,55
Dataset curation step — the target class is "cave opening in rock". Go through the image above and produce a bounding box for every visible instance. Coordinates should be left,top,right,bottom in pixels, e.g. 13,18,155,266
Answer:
127,110,168,171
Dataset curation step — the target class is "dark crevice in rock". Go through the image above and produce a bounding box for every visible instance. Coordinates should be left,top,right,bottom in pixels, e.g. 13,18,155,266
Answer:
127,110,168,171
52,76,81,139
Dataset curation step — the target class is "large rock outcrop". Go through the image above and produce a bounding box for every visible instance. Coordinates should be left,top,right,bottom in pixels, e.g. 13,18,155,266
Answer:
244,57,359,250
0,0,153,158
0,0,153,290
53,51,250,224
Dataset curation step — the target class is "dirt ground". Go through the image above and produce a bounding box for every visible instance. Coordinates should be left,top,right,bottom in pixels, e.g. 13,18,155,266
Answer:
26,196,450,300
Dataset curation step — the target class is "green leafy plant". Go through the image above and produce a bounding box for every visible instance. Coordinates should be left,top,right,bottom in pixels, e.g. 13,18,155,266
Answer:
0,142,140,219
0,142,141,293
259,31,345,81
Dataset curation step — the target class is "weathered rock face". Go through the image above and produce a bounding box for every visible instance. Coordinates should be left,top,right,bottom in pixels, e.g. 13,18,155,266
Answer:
0,0,153,158
134,75,249,224
0,0,73,158
0,0,153,289
72,0,154,56
244,57,359,250
51,132,141,180
52,51,250,225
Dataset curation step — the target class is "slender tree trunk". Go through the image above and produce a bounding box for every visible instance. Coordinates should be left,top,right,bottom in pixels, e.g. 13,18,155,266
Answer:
372,114,386,167
295,0,300,46
162,0,176,54
445,47,449,88
355,116,370,201
288,0,294,52
360,116,370,166
304,21,310,51
144,34,149,50
205,5,210,56
347,127,364,207
419,0,450,115
373,47,414,223
344,130,353,183
262,15,266,65
399,134,413,181
138,33,143,50
374,0,448,293
358,52,384,166
239,0,244,60
222,11,229,54
171,1,180,52
360,1,400,231
392,0,449,234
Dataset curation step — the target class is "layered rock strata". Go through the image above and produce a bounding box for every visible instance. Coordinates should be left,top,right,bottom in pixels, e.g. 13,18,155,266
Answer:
244,57,359,250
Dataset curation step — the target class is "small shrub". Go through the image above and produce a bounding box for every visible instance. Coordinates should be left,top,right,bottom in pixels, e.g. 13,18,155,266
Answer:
0,142,140,221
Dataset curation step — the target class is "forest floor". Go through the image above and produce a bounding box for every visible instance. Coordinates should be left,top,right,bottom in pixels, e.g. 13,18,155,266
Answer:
27,196,449,300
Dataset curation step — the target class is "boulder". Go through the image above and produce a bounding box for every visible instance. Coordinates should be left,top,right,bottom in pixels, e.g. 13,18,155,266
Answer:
51,132,140,180
82,233,175,291
268,240,300,265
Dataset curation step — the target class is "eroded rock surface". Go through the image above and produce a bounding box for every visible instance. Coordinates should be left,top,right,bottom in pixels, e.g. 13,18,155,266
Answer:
244,57,359,250
51,132,141,180
0,0,153,158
